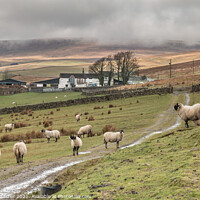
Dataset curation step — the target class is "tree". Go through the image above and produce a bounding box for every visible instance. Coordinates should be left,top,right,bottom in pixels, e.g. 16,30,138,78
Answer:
106,55,114,86
89,57,106,86
2,70,10,80
114,52,124,82
114,51,139,85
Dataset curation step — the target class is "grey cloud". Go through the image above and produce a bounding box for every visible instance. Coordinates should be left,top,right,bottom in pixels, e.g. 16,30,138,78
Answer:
0,0,200,45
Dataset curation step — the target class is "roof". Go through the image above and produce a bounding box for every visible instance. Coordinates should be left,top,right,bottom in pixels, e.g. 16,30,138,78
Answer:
60,73,99,79
0,78,26,84
33,78,59,84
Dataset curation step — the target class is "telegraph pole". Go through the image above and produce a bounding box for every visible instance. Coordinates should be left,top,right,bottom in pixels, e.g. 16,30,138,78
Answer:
169,59,172,78
193,59,195,74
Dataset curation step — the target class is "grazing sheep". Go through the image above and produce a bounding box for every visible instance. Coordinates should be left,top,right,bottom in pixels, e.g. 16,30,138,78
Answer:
78,125,92,138
69,134,82,156
104,130,124,149
13,141,27,164
4,123,14,132
174,103,200,128
75,113,82,122
41,129,60,143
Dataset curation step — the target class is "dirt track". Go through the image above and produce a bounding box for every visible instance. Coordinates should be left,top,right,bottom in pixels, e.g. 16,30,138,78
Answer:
0,92,188,198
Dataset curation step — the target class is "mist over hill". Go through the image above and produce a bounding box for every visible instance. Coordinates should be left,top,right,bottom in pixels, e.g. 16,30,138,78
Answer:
0,38,200,57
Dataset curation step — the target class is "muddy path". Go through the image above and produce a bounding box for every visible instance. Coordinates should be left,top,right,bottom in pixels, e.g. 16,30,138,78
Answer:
0,93,189,198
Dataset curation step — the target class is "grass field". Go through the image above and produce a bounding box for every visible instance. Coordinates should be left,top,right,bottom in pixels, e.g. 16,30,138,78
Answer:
0,94,175,170
54,125,200,200
0,92,85,108
48,92,200,200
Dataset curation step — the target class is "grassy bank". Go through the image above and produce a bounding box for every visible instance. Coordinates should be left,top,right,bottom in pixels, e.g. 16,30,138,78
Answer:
52,126,200,200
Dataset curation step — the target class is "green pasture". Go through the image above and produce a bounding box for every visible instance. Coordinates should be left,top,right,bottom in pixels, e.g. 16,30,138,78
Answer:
0,94,176,170
0,92,85,108
54,126,200,200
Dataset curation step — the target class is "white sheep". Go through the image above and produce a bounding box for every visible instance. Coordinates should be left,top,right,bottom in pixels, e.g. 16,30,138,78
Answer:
174,103,200,128
41,129,60,143
13,141,27,164
75,113,82,122
69,134,82,156
78,125,92,138
4,123,14,132
104,130,124,149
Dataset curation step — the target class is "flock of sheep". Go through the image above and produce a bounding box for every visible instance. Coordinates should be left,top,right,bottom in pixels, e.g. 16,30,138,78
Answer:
5,113,124,163
3,101,200,164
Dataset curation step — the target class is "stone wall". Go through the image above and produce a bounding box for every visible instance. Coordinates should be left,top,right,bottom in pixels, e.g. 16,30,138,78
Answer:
0,85,28,95
0,86,173,115
191,84,200,92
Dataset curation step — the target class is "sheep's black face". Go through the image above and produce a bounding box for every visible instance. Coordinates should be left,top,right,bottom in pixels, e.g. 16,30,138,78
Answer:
120,130,124,134
70,135,76,140
174,103,180,111
41,129,45,133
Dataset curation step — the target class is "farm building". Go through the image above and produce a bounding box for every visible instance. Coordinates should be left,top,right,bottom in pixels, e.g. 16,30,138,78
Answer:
0,78,26,86
30,78,59,88
58,73,114,88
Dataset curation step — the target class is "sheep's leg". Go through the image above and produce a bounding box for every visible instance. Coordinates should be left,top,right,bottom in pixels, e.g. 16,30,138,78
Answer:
21,155,24,163
185,121,189,128
73,147,76,156
47,138,50,143
16,155,20,164
104,138,108,149
5,129,7,133
117,141,119,148
77,146,79,155
55,138,58,142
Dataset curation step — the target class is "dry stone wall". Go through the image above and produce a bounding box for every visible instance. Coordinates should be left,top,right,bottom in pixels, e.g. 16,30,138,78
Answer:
0,87,173,115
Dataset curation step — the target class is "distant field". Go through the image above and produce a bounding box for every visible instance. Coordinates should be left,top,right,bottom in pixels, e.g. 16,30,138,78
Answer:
0,92,85,108
13,65,89,77
138,51,200,68
0,59,90,78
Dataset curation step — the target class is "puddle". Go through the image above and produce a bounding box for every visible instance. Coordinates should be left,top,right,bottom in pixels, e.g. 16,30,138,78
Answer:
0,160,83,199
79,151,91,155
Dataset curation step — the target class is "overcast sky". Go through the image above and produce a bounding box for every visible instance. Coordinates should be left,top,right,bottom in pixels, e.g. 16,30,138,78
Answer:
0,0,200,45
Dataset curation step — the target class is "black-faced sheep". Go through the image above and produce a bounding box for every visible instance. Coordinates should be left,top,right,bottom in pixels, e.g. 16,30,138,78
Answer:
78,125,92,138
69,134,82,156
174,103,200,128
75,113,82,122
5,123,14,132
41,129,60,143
13,141,27,164
104,130,124,149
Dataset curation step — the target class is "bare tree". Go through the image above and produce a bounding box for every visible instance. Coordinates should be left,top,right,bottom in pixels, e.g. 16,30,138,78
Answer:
114,51,139,85
114,52,124,82
106,55,114,86
2,70,10,80
89,57,106,86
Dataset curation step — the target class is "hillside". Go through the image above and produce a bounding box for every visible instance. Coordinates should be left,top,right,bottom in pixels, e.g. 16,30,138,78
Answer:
53,125,200,200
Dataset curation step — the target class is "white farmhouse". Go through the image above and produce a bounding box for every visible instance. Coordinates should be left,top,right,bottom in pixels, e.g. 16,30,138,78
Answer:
58,73,113,89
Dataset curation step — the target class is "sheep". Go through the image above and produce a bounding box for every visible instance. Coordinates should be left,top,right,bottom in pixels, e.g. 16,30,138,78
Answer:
174,103,200,128
78,125,92,138
13,141,27,164
75,113,82,122
41,129,60,143
4,123,14,132
104,130,124,149
69,134,82,156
